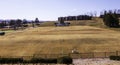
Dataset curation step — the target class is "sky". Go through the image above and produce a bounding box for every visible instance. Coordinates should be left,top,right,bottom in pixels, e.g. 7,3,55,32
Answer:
0,0,120,21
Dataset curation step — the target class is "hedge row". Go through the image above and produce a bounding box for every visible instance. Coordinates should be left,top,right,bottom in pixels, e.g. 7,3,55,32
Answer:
28,58,57,63
57,56,73,64
0,56,72,64
109,56,120,61
0,58,23,64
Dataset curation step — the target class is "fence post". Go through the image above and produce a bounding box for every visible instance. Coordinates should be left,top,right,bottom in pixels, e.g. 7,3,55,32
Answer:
45,54,47,59
116,51,119,56
92,52,94,58
68,53,71,57
105,52,107,58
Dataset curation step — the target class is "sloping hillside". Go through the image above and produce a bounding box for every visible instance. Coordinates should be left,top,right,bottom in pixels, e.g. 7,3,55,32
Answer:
0,26,120,57
67,18,104,27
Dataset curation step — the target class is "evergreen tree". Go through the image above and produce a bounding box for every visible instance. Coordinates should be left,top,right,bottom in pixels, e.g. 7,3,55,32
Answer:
16,19,22,27
0,21,6,28
22,19,28,27
9,20,17,30
35,18,40,25
103,10,119,27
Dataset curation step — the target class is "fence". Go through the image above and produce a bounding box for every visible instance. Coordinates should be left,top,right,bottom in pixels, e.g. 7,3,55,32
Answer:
0,51,120,59
34,51,120,59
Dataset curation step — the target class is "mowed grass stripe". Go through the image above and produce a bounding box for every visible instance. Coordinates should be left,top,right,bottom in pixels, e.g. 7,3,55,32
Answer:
0,26,120,56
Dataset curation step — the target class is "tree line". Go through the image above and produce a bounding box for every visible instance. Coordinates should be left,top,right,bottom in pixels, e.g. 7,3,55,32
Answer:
58,15,92,22
100,10,120,28
0,18,40,30
1,10,120,29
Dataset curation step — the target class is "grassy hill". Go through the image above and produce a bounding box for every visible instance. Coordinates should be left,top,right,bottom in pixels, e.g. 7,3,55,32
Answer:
0,26,120,57
37,17,105,27
67,18,105,27
39,21,56,27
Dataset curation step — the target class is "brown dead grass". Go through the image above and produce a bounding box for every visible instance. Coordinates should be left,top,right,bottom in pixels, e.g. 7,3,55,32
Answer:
0,26,120,56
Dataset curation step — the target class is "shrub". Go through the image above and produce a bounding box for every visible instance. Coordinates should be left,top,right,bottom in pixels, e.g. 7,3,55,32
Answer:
0,57,73,64
30,58,57,63
0,32,5,36
57,56,73,64
44,58,57,63
30,58,44,63
0,58,23,64
110,56,117,60
23,60,31,63
109,56,120,61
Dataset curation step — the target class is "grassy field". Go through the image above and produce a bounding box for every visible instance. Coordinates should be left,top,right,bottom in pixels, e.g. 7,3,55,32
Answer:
0,26,120,57
66,18,104,27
